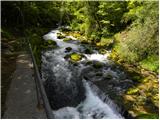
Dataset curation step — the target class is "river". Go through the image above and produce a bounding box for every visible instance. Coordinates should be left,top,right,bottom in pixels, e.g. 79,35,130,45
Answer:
41,29,129,118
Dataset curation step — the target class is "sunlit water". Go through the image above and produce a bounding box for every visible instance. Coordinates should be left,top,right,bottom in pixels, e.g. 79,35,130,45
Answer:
42,29,123,119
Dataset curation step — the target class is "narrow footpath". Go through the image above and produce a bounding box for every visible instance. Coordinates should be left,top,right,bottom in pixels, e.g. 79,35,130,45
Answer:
3,53,46,119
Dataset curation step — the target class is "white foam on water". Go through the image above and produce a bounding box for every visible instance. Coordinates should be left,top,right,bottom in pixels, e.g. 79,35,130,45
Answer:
84,53,109,63
53,81,123,119
53,107,80,119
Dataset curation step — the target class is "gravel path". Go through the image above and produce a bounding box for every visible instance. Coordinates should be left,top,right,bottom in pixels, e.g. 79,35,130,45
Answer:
3,53,46,118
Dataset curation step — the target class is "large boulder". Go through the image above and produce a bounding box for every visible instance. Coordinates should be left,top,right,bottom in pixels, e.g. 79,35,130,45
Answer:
44,68,86,110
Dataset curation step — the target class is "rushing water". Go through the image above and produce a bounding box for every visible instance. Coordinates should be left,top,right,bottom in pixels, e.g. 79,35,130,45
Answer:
42,29,124,119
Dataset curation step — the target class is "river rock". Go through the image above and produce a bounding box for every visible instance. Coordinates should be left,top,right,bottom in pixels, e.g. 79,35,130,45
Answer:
99,49,107,54
65,47,72,52
92,61,104,69
44,68,86,110
85,61,93,66
84,48,93,54
70,53,82,62
57,33,65,39
63,38,72,42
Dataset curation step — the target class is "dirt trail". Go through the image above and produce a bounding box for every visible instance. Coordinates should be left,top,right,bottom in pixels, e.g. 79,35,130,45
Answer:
3,53,46,118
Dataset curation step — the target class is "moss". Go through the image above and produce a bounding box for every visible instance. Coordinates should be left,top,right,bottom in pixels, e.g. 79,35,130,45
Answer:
85,61,93,65
41,40,57,49
63,37,72,42
70,53,82,62
84,47,93,54
99,49,107,54
93,62,103,69
127,88,139,95
136,113,159,119
47,40,57,45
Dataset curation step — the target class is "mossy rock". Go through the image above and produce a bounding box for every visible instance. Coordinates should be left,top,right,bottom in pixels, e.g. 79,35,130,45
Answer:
70,53,82,62
84,48,93,54
47,40,57,45
57,33,65,39
99,49,107,54
63,37,72,42
127,88,139,95
81,40,89,44
65,47,72,52
93,62,103,69
42,40,57,49
85,61,93,65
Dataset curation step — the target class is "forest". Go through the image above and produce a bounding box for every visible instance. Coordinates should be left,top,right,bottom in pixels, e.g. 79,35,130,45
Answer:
1,1,159,119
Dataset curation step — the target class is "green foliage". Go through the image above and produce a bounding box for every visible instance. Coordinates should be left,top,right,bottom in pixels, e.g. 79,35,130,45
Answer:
140,55,159,73
2,1,62,28
114,1,158,65
98,1,128,34
26,30,43,67
1,29,13,39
